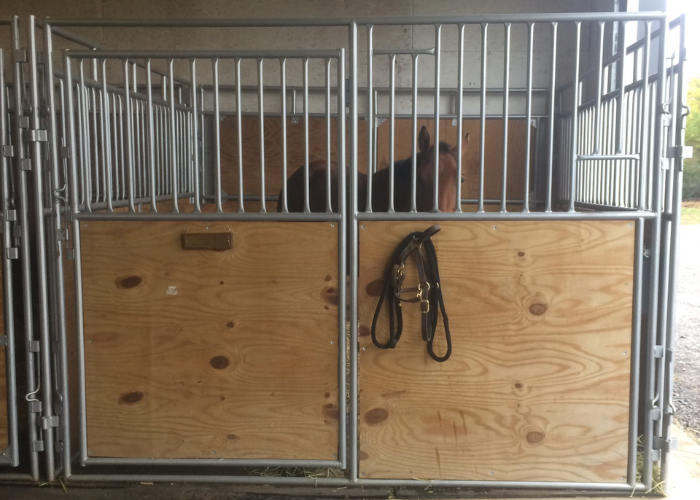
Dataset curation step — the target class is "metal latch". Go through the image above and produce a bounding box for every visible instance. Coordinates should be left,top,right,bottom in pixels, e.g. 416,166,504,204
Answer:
6,247,19,260
65,248,75,260
13,49,27,63
20,159,31,171
6,209,17,222
57,228,68,241
28,340,40,353
32,441,44,453
650,408,662,421
59,146,70,159
41,416,59,430
653,345,664,358
18,117,29,129
29,401,42,413
666,146,693,159
26,130,48,143
1,145,13,158
0,335,7,347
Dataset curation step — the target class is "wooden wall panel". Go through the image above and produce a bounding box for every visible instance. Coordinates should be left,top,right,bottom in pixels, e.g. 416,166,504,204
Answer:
80,221,339,460
0,265,7,453
219,117,533,210
358,220,634,482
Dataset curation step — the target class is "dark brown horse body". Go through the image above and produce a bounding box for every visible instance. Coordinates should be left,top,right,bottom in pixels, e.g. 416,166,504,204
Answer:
278,126,468,214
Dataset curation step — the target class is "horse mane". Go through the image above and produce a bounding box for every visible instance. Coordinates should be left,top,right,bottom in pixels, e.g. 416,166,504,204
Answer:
393,141,452,171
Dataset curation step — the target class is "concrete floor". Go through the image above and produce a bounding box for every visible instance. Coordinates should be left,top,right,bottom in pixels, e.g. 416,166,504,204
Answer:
0,425,698,499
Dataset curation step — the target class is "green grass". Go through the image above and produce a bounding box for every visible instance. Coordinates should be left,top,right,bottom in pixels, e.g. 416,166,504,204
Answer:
682,203,700,225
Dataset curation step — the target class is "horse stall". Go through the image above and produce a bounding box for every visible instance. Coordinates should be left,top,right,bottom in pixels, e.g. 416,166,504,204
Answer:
0,4,688,496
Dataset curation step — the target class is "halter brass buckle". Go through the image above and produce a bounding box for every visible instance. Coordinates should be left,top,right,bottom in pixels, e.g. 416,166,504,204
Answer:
417,282,430,314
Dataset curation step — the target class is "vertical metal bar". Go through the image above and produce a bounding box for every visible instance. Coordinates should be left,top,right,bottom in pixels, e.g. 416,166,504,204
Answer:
189,59,200,212
568,22,582,213
100,60,113,211
133,95,141,200
628,217,644,486
168,59,179,212
500,23,511,213
212,58,222,212
0,47,19,468
336,48,347,468
118,96,125,201
279,58,288,213
594,21,605,153
643,19,667,491
122,60,135,211
11,17,39,480
27,17,55,480
80,63,92,209
638,22,652,210
63,52,89,467
366,25,374,213
258,58,267,213
546,22,558,213
373,90,378,175
325,57,332,213
388,54,396,213
455,24,465,213
303,58,310,213
233,59,243,212
111,93,119,201
42,27,72,474
433,24,442,212
523,22,534,213
349,22,359,483
90,87,99,204
146,60,158,211
411,54,419,213
478,23,488,213
616,22,627,154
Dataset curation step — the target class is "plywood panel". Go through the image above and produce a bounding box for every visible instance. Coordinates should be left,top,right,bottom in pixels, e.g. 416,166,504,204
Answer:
81,221,339,460
0,264,8,453
219,117,533,211
358,220,634,482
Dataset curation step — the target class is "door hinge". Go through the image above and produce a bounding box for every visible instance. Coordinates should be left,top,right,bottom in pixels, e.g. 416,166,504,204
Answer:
650,408,662,421
1,145,13,158
41,415,59,430
5,209,17,222
18,116,30,129
20,158,32,171
31,440,44,453
653,436,678,453
13,49,27,63
6,247,19,260
59,146,70,159
57,228,68,241
653,345,664,358
65,248,75,260
28,340,40,353
26,130,48,143
0,335,7,347
666,145,693,159
29,401,42,413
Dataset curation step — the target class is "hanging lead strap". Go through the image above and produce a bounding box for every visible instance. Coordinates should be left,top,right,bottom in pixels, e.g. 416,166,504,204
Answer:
370,224,452,362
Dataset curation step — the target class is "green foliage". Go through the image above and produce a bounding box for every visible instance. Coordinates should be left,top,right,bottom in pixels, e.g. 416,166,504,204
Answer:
683,79,700,200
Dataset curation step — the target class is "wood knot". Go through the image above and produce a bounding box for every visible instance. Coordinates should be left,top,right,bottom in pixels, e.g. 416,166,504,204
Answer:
323,403,339,422
227,434,239,441
324,392,331,398
118,391,144,405
529,303,548,316
226,321,235,329
364,408,389,425
321,286,339,306
365,279,384,297
358,451,370,461
526,431,545,445
325,274,332,282
210,355,230,370
115,275,142,289
517,251,526,257
514,382,523,390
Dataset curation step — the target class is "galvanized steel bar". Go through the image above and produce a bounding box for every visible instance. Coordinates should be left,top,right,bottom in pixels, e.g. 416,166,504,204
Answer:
523,22,534,213
169,59,179,212
303,57,310,213
388,53,396,213
101,60,114,211
259,58,267,213
122,60,136,211
455,24,465,213
235,58,244,213
325,57,332,213
189,60,201,212
212,58,222,212
279,58,288,213
568,22,582,212
478,23,488,213
545,22,557,213
146,60,158,211
616,22,628,153
433,24,442,212
410,53,419,213
366,25,374,213
638,22,652,210
594,21,605,153
500,23,511,213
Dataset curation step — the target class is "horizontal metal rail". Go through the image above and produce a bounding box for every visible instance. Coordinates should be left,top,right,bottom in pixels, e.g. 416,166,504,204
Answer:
68,49,344,59
83,457,343,468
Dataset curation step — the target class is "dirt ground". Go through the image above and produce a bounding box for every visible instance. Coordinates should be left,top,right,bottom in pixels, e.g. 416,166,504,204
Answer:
674,218,700,440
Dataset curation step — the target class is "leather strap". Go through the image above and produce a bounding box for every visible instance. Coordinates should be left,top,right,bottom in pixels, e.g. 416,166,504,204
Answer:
370,225,452,362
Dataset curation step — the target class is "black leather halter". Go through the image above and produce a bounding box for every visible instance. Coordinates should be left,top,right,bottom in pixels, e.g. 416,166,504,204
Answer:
370,225,452,362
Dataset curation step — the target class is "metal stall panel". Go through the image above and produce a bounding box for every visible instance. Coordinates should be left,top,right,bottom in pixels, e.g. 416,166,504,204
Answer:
77,221,339,461
358,220,635,482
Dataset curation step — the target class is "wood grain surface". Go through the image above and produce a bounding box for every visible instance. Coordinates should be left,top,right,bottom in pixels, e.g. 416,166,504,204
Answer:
80,221,339,459
358,220,634,482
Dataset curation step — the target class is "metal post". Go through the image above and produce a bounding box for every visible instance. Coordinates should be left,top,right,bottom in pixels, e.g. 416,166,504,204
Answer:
478,23,488,213
568,22,582,212
388,54,396,213
500,23,511,213
279,58,288,213
523,22,534,213
411,54,419,213
123,60,136,211
259,58,266,213
433,24,442,212
189,60,201,212
455,24,465,213
168,59,179,212
212,58,222,212
325,57,332,213
594,21,605,153
146,60,158,211
546,22,557,213
366,25,373,213
303,57,310,213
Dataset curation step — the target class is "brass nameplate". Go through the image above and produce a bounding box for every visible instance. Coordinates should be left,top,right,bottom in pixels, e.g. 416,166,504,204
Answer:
181,232,232,251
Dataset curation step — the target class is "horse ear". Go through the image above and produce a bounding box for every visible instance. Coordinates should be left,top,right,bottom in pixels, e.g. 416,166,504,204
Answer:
418,126,430,153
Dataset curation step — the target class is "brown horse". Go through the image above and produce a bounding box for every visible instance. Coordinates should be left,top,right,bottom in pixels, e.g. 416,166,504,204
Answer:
279,126,468,213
